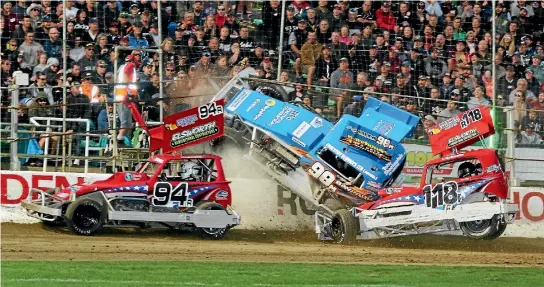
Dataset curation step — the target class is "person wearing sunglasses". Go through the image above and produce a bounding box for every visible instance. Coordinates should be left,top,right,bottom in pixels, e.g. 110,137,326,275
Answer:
27,72,54,106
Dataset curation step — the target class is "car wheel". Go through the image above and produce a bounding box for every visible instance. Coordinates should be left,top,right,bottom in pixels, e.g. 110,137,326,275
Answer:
195,202,230,240
64,198,106,236
330,209,358,244
460,215,503,240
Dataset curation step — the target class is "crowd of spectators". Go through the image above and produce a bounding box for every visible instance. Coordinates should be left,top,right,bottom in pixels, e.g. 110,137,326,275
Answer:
2,0,544,164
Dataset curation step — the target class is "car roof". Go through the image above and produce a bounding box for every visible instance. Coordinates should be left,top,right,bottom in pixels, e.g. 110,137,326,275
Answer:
149,154,222,163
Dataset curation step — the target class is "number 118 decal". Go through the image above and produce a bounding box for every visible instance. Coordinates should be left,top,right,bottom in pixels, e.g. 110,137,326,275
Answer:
423,181,461,208
152,182,193,208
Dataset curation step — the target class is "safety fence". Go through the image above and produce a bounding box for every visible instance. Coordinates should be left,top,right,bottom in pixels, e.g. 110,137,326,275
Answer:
1,73,543,186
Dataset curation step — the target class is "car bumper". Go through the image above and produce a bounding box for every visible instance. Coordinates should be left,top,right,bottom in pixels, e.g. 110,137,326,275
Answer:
21,189,66,221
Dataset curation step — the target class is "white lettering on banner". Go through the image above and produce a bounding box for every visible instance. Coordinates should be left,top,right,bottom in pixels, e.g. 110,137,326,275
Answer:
0,171,111,205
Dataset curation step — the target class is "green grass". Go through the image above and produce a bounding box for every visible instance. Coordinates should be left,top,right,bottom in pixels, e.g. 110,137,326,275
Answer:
2,261,544,287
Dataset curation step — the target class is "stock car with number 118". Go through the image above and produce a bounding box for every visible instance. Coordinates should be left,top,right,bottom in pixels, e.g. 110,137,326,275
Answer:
316,106,518,242
21,100,241,239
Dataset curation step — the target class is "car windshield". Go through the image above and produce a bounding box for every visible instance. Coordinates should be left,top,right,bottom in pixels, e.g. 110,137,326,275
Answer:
137,161,160,176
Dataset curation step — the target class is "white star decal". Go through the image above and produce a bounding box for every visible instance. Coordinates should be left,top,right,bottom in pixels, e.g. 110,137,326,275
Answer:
413,195,421,201
404,196,411,200
134,186,140,190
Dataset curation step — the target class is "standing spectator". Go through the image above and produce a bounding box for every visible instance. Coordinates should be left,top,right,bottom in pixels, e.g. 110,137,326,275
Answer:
238,26,256,59
128,22,149,48
300,31,322,88
330,57,354,117
18,31,44,69
113,55,139,146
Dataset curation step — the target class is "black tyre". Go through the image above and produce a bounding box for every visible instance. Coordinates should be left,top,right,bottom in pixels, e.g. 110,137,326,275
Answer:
64,198,106,236
330,209,358,244
460,215,504,240
253,83,290,102
195,202,230,240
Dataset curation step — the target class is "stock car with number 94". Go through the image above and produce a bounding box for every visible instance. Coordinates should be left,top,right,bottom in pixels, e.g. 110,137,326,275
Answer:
21,100,241,239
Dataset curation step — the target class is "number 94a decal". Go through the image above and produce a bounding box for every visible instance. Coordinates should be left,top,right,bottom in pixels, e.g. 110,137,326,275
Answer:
152,182,193,208
423,181,462,209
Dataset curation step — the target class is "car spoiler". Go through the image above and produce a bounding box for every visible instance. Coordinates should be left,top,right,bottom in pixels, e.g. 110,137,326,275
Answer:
427,106,495,156
129,100,226,153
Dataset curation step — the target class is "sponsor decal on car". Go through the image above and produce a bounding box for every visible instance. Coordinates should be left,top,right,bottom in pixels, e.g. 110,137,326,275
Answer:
340,135,392,162
385,187,403,195
171,122,219,148
383,154,403,176
175,114,198,128
215,190,229,200
367,181,382,189
438,117,460,131
227,89,251,112
253,99,276,121
373,120,395,135
334,180,372,201
487,164,501,173
291,136,306,147
293,121,311,138
310,116,323,128
447,128,479,147
125,173,133,181
269,106,293,126
246,99,260,112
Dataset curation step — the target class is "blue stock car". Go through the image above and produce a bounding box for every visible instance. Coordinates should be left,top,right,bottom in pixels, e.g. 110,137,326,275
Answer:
220,87,420,206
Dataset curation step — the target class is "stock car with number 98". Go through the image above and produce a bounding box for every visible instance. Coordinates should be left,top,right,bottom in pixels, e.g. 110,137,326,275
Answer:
21,100,241,239
210,76,517,243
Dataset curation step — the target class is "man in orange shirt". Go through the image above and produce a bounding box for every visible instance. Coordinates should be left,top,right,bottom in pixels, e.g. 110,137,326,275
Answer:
114,54,140,144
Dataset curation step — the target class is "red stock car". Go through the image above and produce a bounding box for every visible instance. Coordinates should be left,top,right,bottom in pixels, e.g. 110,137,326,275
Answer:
21,100,240,239
316,106,518,242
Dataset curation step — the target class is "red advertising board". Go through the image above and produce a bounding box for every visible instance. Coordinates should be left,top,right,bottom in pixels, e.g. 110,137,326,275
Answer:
427,107,494,156
148,99,225,153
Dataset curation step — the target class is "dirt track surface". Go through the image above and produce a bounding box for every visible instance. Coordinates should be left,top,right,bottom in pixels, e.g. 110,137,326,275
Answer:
2,223,544,267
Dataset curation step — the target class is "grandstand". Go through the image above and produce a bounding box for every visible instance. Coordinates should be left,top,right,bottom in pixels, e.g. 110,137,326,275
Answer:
0,0,542,184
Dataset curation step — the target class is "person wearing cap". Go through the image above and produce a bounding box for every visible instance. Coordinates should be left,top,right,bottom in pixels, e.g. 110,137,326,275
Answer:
519,121,543,144
376,2,397,32
330,57,354,117
529,54,544,84
497,65,518,97
127,21,149,49
118,12,133,36
78,43,98,72
92,60,108,93
330,4,346,32
342,94,365,117
495,3,510,35
287,19,309,77
522,109,544,137
80,71,101,103
82,17,100,44
523,68,540,96
424,46,448,85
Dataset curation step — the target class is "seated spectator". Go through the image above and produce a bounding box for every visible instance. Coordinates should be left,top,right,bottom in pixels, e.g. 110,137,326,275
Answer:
521,110,544,137
437,98,462,123
509,78,536,104
330,57,353,117
519,123,543,145
513,91,528,128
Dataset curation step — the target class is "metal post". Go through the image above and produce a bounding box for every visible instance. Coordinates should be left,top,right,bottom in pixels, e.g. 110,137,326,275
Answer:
276,0,287,81
491,0,497,149
43,119,51,171
113,47,119,171
10,88,20,171
85,121,90,173
62,0,67,171
505,108,518,187
158,0,164,124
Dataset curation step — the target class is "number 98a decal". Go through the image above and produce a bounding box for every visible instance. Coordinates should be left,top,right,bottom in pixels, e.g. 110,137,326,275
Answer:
423,181,461,209
152,182,193,208
308,162,336,187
